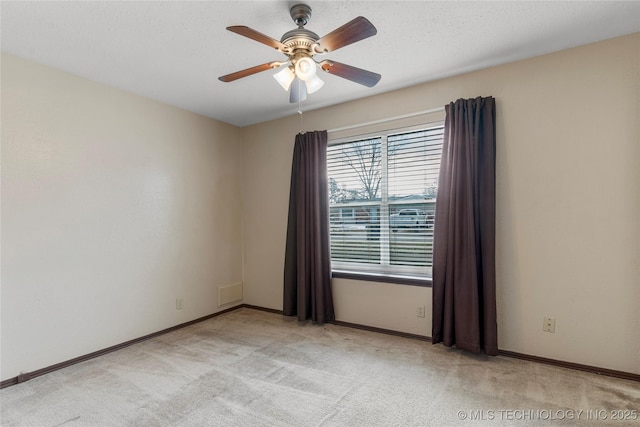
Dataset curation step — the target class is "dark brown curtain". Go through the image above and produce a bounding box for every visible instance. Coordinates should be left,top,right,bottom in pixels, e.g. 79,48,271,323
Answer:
432,96,498,355
283,131,335,322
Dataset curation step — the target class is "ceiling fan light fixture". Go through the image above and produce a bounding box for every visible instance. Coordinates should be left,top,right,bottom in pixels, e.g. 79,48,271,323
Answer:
294,57,317,81
305,74,324,94
219,4,381,102
273,66,295,91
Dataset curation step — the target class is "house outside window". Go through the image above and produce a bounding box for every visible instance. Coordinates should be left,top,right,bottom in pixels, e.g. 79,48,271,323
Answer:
327,123,444,285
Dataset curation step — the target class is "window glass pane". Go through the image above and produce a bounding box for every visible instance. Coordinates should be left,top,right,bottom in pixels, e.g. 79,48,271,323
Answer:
328,138,382,266
330,205,380,264
388,128,443,200
386,128,442,271
389,203,435,267
328,138,382,203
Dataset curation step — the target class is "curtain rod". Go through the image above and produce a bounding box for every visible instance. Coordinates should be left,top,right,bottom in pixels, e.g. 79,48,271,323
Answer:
327,106,444,133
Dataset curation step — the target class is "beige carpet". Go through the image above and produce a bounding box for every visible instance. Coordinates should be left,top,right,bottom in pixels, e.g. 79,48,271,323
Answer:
1,308,638,426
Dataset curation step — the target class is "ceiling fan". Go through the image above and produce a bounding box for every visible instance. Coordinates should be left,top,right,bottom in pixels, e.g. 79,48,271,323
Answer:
218,3,381,103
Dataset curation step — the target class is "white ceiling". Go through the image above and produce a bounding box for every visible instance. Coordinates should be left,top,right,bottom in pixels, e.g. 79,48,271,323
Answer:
2,1,639,127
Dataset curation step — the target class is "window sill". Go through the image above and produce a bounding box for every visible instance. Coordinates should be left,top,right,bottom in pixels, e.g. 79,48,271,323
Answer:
331,270,432,287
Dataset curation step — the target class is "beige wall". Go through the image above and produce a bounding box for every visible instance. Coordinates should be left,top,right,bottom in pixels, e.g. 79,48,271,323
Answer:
1,54,244,380
241,33,640,374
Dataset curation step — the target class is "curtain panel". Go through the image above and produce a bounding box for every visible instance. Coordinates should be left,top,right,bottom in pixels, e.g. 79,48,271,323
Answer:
283,131,335,323
432,96,498,355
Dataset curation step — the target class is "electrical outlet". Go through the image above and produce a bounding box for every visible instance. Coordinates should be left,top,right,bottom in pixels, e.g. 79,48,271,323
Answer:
543,317,555,333
416,306,425,318
176,299,184,310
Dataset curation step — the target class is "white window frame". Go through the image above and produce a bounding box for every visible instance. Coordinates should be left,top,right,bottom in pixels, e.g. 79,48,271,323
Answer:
328,121,444,285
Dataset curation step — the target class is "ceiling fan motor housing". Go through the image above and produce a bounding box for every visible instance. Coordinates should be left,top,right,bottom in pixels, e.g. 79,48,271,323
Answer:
281,28,319,53
290,4,312,27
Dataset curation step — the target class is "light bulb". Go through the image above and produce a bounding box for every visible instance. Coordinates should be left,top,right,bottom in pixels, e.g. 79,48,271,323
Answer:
295,57,317,81
273,66,295,91
305,74,324,94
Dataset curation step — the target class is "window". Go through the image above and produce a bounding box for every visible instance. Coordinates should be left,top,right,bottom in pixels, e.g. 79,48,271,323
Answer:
327,124,444,284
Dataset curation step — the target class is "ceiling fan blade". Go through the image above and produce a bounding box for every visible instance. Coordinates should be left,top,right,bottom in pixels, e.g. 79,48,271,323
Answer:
289,78,307,103
218,62,283,82
316,17,377,53
319,60,381,87
227,26,288,52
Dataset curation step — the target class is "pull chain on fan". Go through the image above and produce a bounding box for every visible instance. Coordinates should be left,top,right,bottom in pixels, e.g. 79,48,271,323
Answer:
218,3,381,103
